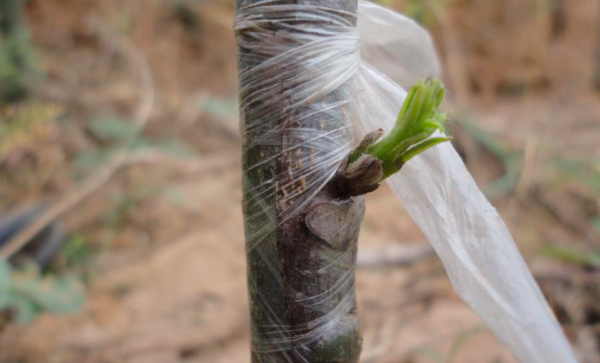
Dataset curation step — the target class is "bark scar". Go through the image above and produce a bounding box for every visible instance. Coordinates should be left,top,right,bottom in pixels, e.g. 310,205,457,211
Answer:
304,199,356,250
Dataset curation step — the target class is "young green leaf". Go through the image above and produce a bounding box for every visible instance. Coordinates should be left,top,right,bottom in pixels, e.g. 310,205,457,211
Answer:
87,115,141,141
349,78,451,183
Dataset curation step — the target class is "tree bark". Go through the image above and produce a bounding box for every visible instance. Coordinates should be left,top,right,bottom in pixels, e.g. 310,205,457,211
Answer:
235,0,363,362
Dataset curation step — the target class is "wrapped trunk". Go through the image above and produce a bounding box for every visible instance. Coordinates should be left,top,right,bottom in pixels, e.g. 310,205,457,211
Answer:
235,0,363,362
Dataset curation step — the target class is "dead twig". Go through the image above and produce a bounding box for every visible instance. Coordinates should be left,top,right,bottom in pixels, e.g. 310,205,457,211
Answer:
0,21,156,260
0,152,123,259
88,16,154,130
0,146,233,260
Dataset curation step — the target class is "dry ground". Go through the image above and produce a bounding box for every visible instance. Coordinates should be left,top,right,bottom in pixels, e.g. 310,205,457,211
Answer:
0,0,599,362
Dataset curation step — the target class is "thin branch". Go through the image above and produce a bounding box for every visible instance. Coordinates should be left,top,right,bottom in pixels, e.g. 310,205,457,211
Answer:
0,22,155,260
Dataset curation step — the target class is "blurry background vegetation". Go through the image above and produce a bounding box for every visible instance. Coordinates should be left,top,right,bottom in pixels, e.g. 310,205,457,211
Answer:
0,0,598,362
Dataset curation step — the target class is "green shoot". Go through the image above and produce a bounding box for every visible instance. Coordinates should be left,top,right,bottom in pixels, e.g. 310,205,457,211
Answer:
353,78,451,181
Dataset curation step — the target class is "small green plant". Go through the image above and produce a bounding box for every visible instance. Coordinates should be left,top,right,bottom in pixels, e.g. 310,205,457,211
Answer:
0,258,85,323
52,234,94,282
0,103,60,159
74,115,195,258
102,187,161,241
87,114,142,141
75,115,194,172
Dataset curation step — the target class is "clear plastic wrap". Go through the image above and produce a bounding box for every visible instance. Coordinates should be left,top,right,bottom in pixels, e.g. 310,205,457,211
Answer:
235,1,578,362
236,2,363,361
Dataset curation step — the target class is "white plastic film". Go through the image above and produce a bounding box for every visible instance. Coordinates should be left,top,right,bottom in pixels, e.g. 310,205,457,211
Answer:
235,0,578,361
354,2,578,362
358,1,440,89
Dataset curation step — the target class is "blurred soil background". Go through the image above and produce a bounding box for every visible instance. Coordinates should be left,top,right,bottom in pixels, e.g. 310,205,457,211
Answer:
0,0,599,362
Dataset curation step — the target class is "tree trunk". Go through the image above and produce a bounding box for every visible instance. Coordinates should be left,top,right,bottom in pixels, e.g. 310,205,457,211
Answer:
235,0,363,362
